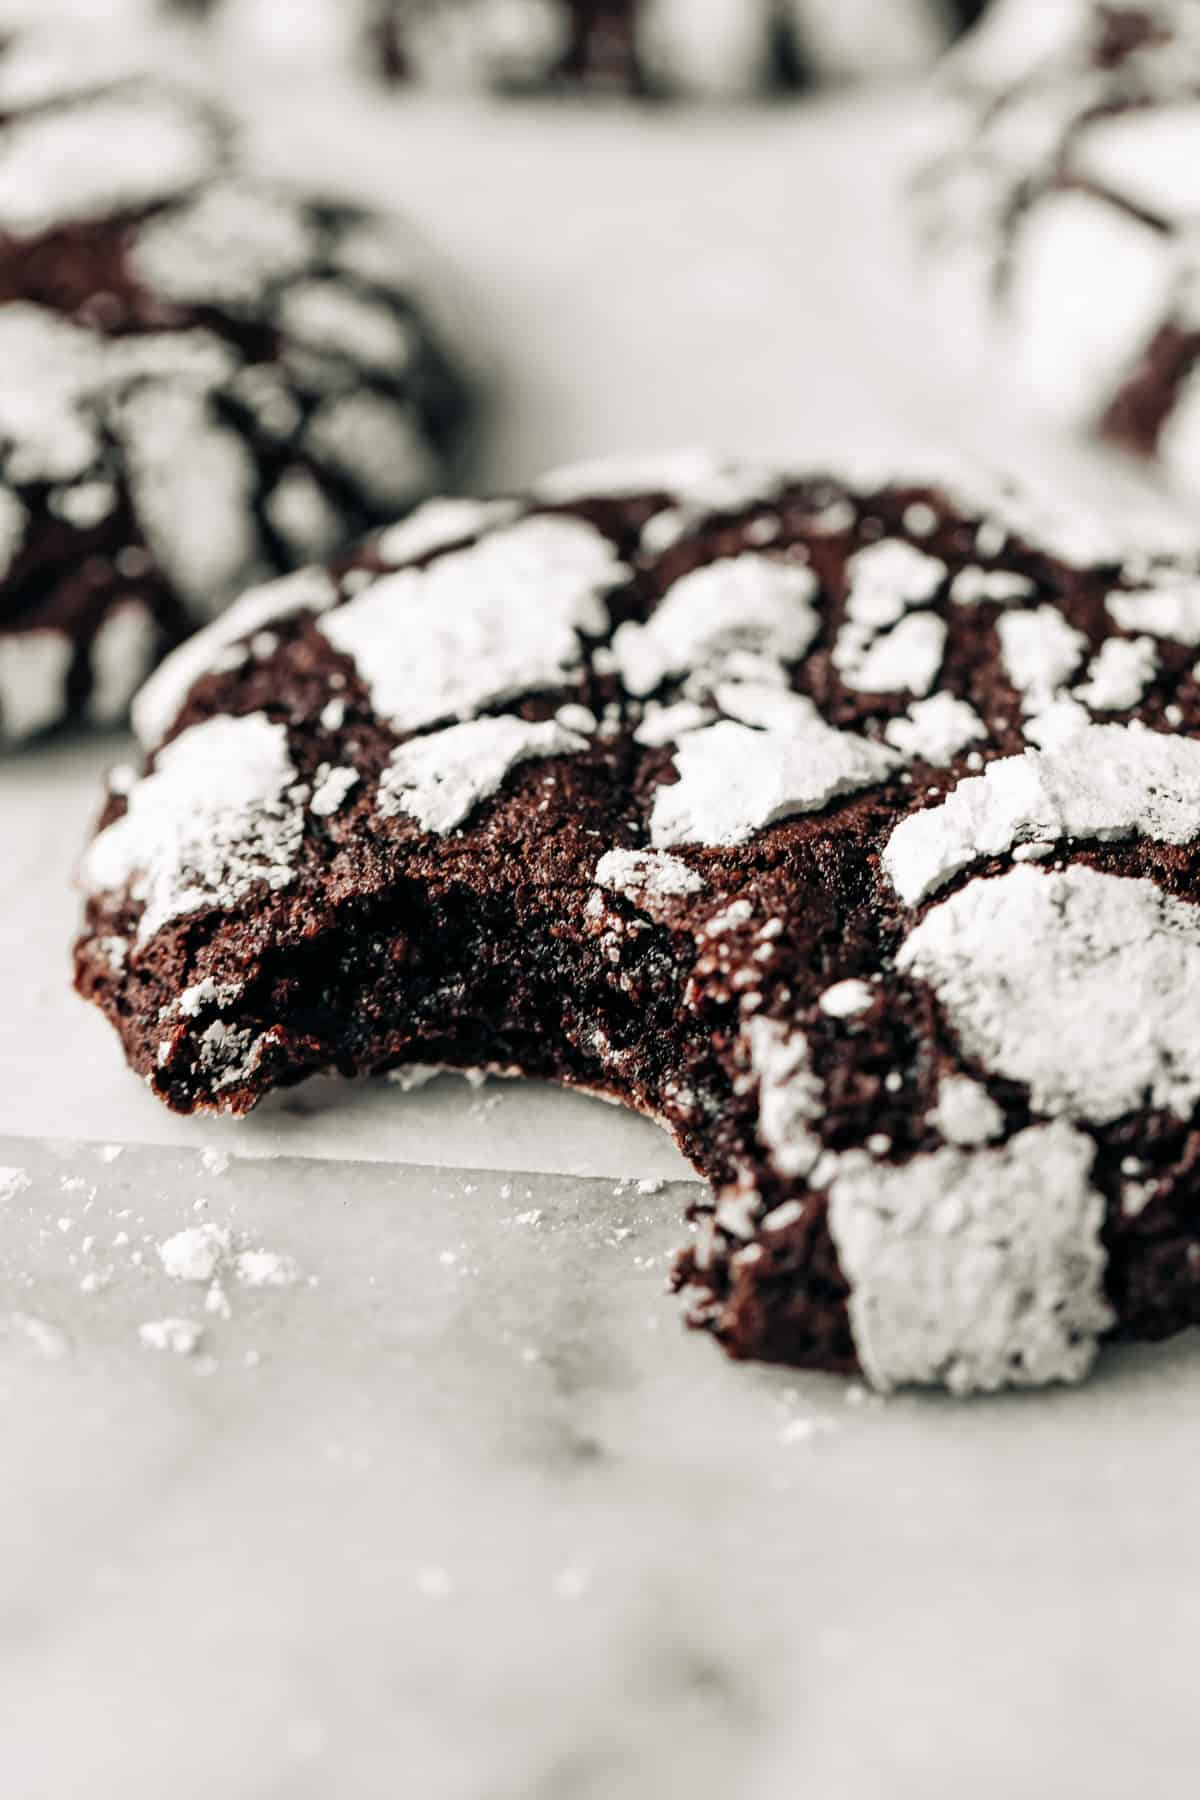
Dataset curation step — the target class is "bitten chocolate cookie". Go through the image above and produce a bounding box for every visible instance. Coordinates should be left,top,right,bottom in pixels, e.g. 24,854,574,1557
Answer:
915,1,1200,488
74,450,1200,1394
182,0,985,96
0,63,472,747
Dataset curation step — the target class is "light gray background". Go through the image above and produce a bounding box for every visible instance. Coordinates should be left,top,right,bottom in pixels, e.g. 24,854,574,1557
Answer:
1,74,1197,1800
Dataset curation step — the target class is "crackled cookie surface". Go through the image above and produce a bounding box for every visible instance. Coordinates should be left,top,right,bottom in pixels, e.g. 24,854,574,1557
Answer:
76,451,1200,1392
0,61,471,746
916,1,1200,489
181,0,984,95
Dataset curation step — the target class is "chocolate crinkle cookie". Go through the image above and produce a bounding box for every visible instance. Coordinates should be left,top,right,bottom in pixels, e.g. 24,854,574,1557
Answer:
179,0,987,95
0,62,472,748
915,0,1200,490
75,449,1200,1394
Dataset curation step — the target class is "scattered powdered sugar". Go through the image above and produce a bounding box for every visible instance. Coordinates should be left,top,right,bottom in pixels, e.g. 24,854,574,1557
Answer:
0,86,218,236
1072,635,1158,713
0,1167,31,1202
594,847,706,907
949,566,1035,606
829,1121,1112,1394
932,1074,1004,1147
279,279,415,374
378,715,587,834
833,539,948,695
996,605,1087,714
899,864,1200,1126
195,1021,278,1094
818,979,874,1019
320,516,627,734
839,612,947,696
1107,580,1200,644
305,391,435,514
158,1222,232,1283
0,628,73,744
650,718,899,849
884,692,986,764
748,1016,824,1178
132,567,336,748
86,603,159,727
83,712,305,941
633,699,714,747
843,539,947,628
130,179,316,307
611,554,819,698
174,978,244,1019
883,723,1200,905
310,765,359,818
8,1314,71,1359
116,377,260,608
235,1249,300,1287
138,1318,204,1356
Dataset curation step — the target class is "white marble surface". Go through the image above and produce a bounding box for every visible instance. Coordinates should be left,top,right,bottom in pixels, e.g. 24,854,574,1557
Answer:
2,73,1200,1799
3,1137,1199,1800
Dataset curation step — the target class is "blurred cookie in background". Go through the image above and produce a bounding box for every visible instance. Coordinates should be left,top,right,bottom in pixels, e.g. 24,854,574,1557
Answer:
914,0,1200,494
0,54,475,748
177,0,989,97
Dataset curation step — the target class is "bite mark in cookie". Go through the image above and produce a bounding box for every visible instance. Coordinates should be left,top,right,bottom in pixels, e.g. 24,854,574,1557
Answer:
75,451,1200,1392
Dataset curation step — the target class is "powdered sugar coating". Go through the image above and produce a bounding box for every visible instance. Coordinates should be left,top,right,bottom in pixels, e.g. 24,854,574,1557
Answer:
378,715,588,835
901,862,1200,1125
747,1016,823,1179
996,606,1087,715
87,604,160,727
1108,581,1200,644
933,1074,1004,1147
132,568,337,749
651,717,899,849
884,724,1200,906
818,979,874,1020
0,85,218,235
612,554,819,699
1073,635,1158,713
0,629,73,744
884,692,986,764
829,1121,1112,1394
83,712,304,941
594,848,706,904
130,180,317,307
374,498,520,567
841,612,947,697
322,517,626,734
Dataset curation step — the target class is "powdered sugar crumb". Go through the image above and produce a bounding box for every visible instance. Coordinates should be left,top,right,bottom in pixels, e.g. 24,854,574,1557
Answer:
138,1318,204,1356
0,1167,31,1202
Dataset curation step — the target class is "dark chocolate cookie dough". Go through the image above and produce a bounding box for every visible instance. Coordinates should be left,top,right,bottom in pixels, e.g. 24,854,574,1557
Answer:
0,59,472,746
75,450,1200,1393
